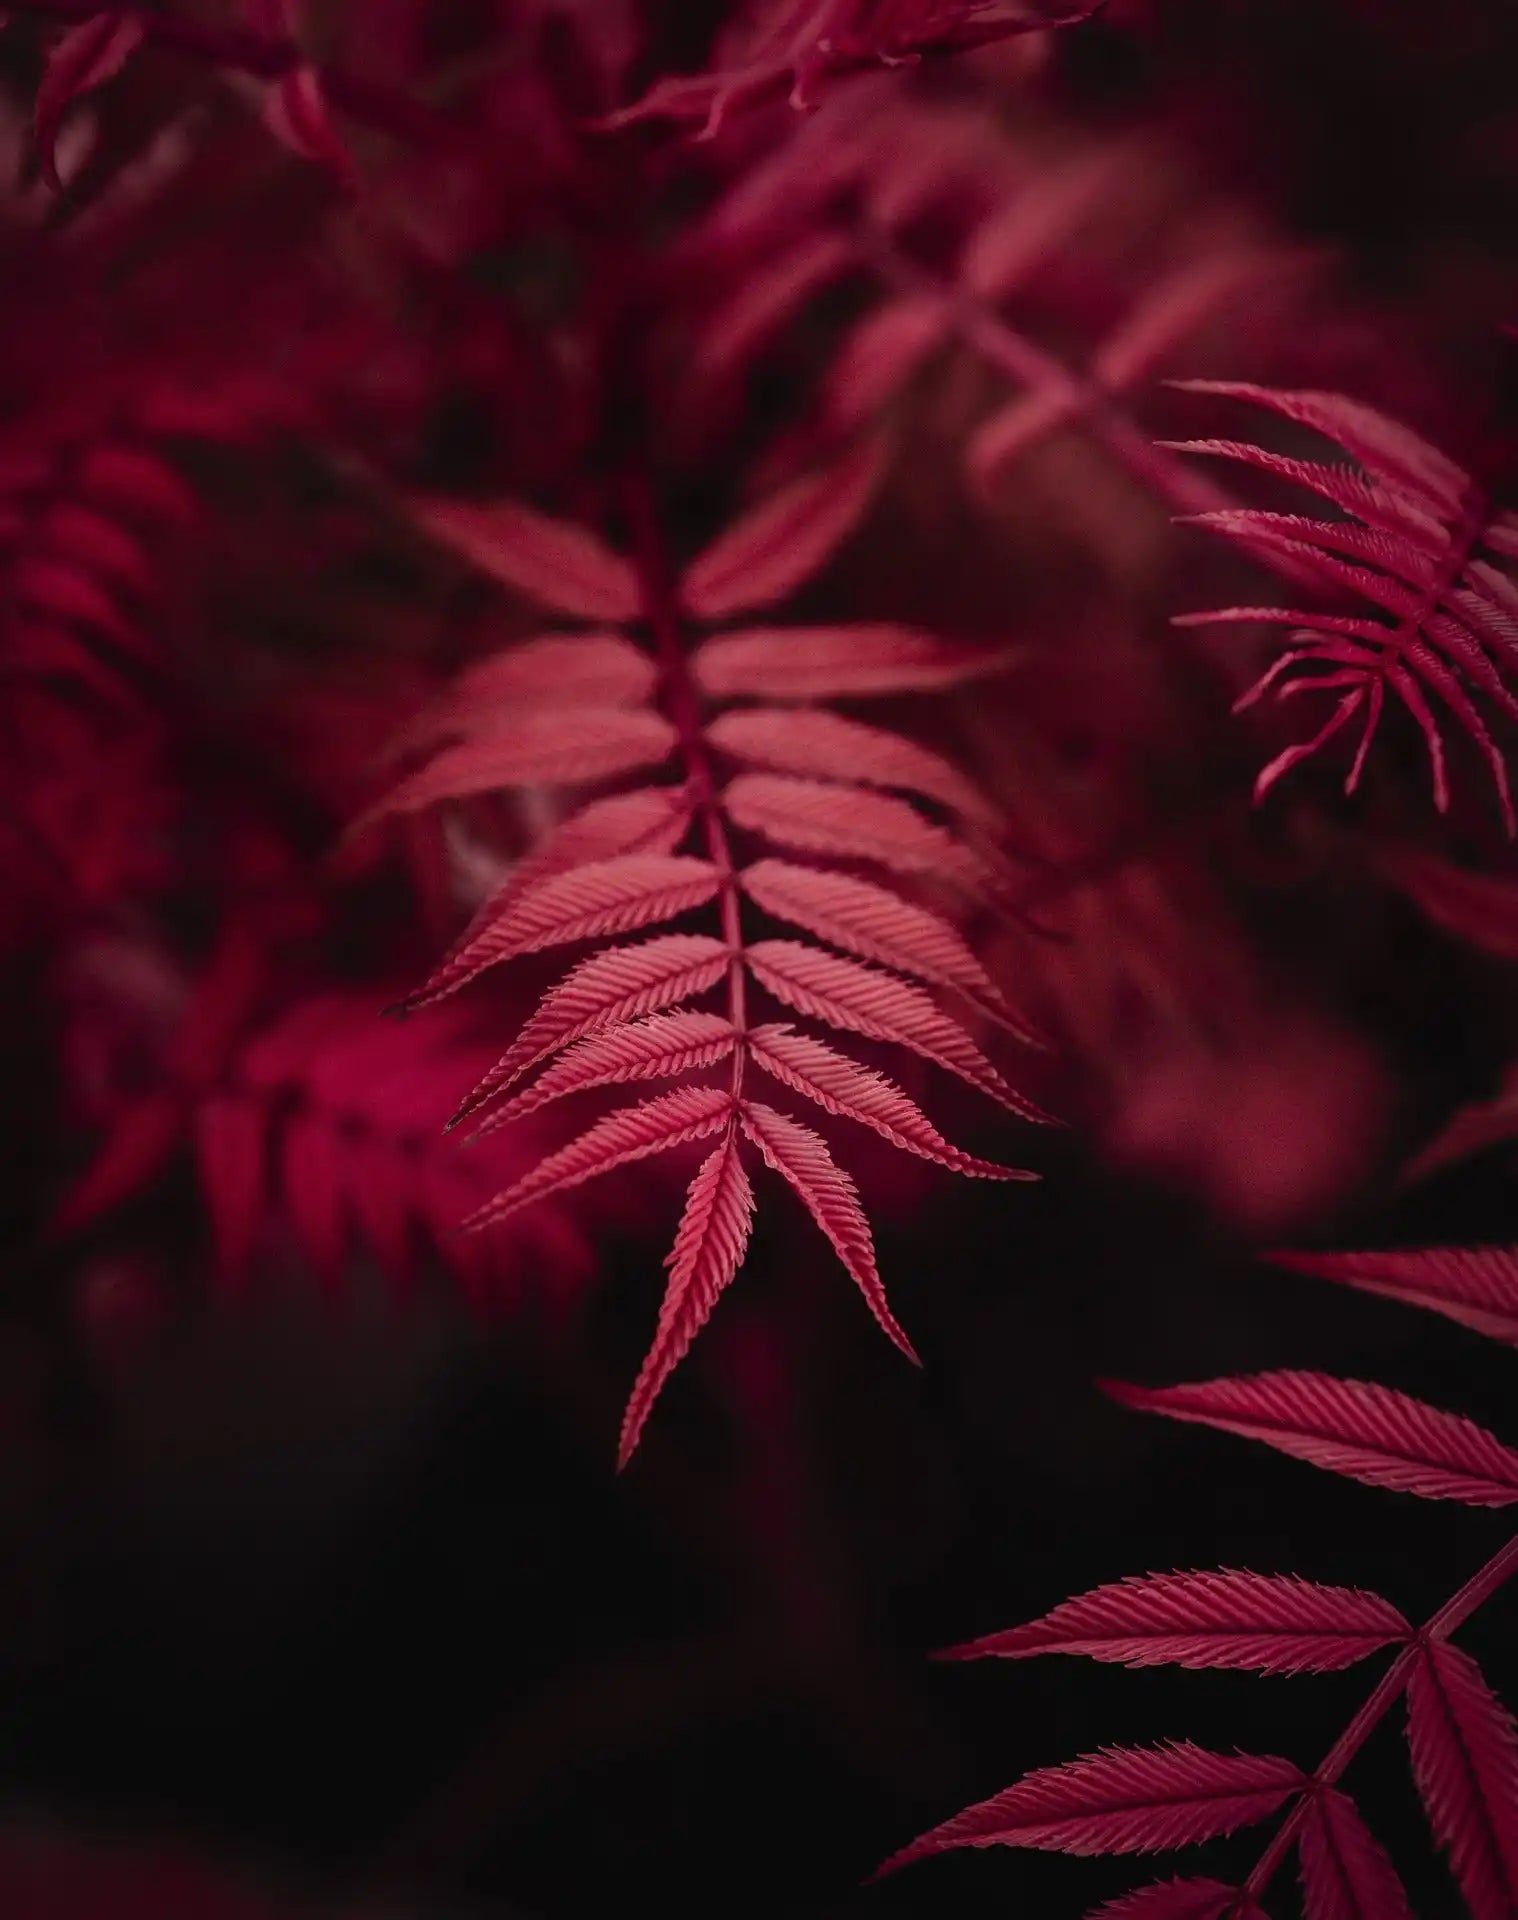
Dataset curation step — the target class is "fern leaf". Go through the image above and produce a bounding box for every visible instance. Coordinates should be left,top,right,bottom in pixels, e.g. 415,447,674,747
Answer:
407,496,641,621
361,709,677,827
403,787,694,1011
747,1023,1029,1180
875,1742,1304,1873
693,626,1018,701
725,774,985,885
1085,1881,1249,1920
710,706,996,823
739,1099,917,1360
415,855,722,989
746,939,1050,1112
462,1085,734,1234
449,935,730,1124
1299,1788,1413,1920
35,12,146,191
741,858,1011,1010
680,438,882,620
1104,1371,1518,1507
939,1569,1410,1674
1406,1641,1518,1918
1273,1246,1518,1348
476,1012,739,1131
1170,382,1518,830
617,1127,756,1468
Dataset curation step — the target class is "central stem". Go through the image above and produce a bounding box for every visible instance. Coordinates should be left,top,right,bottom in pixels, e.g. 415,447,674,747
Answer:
623,477,748,1095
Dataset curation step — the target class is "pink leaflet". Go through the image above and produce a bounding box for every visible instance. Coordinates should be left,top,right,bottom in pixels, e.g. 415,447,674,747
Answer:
724,773,984,885
694,626,1018,701
405,786,693,1011
739,1098,917,1360
617,1127,756,1468
741,857,1010,1012
1085,1880,1247,1920
1406,1641,1518,1919
261,65,355,187
940,1568,1409,1675
875,1743,1303,1874
409,636,659,744
680,439,883,620
745,938,1051,1116
449,935,731,1125
747,1022,1030,1180
362,708,678,828
475,1012,739,1132
708,705,996,823
35,12,146,193
1168,381,1466,513
1156,440,1446,548
413,854,722,988
1299,1788,1413,1920
407,495,641,622
1104,1371,1518,1507
1272,1246,1518,1349
462,1084,734,1234
825,296,949,430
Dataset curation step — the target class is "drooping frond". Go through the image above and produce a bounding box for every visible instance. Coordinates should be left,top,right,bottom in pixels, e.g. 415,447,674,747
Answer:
382,460,1044,1456
1168,381,1518,830
1405,1641,1518,1919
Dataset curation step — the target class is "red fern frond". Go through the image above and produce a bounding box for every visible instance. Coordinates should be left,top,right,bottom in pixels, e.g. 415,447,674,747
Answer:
875,1743,1304,1874
1299,1789,1413,1920
1169,381,1518,830
1405,1641,1518,1919
387,462,1042,1453
940,1569,1410,1674
1273,1246,1518,1348
1102,1371,1518,1506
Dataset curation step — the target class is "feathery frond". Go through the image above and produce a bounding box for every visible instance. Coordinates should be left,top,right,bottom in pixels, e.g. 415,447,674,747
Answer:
382,459,1043,1456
